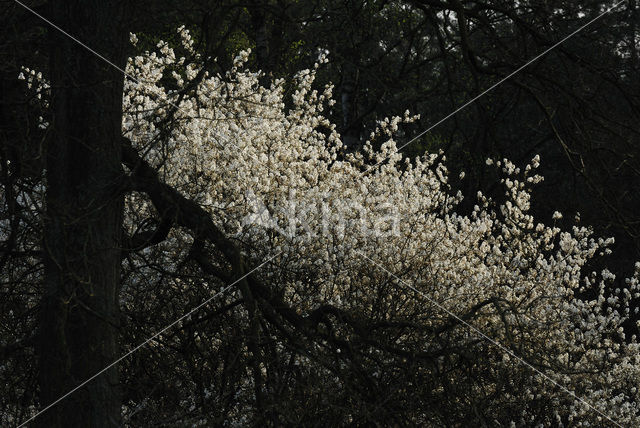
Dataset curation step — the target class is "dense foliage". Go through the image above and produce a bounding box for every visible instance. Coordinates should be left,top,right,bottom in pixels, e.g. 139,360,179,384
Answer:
2,1,640,426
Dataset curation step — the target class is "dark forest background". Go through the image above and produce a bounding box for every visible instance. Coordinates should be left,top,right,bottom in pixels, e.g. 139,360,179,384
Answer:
1,0,640,426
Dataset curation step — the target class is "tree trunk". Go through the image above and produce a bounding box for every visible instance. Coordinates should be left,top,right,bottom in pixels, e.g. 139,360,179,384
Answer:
630,0,637,70
37,2,126,426
341,59,360,150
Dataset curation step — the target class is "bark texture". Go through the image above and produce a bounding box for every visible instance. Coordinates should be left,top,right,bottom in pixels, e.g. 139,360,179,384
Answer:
37,1,127,426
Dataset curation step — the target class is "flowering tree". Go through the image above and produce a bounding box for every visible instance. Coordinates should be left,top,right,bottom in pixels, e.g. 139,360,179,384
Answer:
4,25,640,426
117,28,640,425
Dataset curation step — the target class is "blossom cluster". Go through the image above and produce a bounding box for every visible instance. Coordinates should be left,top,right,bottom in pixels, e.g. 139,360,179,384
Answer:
14,25,628,425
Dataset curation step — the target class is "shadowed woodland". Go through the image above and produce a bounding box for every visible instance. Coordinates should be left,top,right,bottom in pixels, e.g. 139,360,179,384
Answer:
2,0,640,426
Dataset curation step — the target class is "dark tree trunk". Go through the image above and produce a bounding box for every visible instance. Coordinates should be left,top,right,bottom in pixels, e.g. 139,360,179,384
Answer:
249,0,269,70
37,1,127,426
630,0,638,70
341,59,360,150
